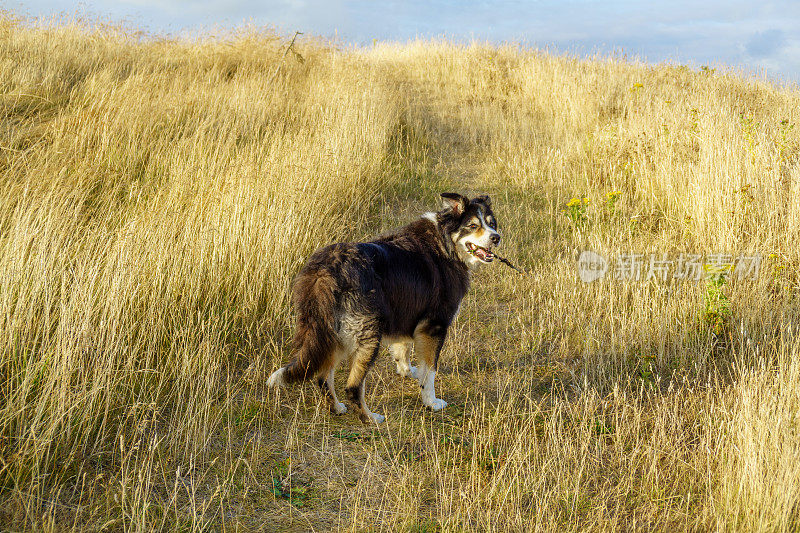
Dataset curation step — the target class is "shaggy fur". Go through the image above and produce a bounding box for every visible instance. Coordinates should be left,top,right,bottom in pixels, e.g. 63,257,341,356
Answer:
267,193,501,422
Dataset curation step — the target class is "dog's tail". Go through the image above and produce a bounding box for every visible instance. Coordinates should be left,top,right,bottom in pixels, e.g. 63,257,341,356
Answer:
268,270,338,388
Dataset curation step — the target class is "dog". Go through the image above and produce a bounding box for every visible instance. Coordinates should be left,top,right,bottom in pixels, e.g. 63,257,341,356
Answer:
267,192,501,422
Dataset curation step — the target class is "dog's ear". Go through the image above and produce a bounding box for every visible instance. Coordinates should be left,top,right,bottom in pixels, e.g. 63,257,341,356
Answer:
441,192,468,215
473,195,491,207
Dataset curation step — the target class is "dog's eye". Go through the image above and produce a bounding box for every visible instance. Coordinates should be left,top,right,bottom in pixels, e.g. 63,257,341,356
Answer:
468,223,479,230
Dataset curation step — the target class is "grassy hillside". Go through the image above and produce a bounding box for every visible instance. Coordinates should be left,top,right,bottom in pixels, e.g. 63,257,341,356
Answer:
1,14,800,531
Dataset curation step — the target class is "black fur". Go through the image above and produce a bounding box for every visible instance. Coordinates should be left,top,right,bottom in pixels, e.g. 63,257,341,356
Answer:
269,193,499,422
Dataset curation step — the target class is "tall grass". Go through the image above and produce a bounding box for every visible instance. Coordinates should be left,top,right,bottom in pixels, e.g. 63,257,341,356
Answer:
1,14,799,531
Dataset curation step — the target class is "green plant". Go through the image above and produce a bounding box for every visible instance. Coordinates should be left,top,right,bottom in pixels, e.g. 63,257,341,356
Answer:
270,458,314,507
701,267,731,336
271,477,313,507
689,107,700,131
331,429,382,442
637,352,656,385
605,190,622,213
767,253,792,296
592,418,614,436
408,518,440,532
739,113,759,164
777,119,796,166
563,196,589,227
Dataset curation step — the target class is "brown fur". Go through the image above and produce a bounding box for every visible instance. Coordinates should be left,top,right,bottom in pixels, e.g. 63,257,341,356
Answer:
268,193,500,422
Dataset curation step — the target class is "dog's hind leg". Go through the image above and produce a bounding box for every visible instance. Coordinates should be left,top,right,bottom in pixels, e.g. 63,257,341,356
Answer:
344,334,384,424
389,341,418,379
317,349,347,415
413,323,447,411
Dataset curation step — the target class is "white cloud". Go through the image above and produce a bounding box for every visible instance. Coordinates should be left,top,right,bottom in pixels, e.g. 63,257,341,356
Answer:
6,0,799,81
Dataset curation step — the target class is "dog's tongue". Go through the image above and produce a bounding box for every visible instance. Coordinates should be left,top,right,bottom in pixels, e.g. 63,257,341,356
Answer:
475,247,493,261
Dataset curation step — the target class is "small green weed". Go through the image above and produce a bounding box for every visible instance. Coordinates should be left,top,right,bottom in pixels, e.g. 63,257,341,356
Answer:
270,458,314,507
407,518,440,532
563,196,589,228
438,434,468,447
271,477,313,507
232,401,262,427
476,446,502,472
767,253,792,296
701,267,731,337
739,113,759,164
636,352,656,385
331,429,382,442
560,492,592,518
592,418,614,436
689,108,700,131
605,190,622,214
777,119,796,167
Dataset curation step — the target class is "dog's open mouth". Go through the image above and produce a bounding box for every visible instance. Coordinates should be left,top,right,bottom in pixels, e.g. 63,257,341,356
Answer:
465,242,495,262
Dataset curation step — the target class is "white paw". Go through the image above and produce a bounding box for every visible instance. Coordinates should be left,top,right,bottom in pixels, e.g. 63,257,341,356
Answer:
395,365,419,379
424,398,448,411
267,368,285,388
332,402,347,415
367,412,385,423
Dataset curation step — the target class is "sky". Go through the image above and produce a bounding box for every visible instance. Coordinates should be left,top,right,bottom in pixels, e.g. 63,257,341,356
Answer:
6,0,800,83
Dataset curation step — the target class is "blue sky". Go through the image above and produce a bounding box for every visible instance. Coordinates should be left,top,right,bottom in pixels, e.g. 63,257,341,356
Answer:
7,0,800,82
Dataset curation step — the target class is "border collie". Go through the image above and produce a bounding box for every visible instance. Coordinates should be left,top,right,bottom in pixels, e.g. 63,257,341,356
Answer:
267,193,500,422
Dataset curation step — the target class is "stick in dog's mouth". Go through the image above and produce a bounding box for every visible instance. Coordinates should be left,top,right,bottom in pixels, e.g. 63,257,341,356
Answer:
493,252,528,275
465,242,495,262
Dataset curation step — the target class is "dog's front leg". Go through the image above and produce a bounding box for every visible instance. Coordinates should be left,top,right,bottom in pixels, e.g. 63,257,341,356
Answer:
389,341,418,379
413,329,447,411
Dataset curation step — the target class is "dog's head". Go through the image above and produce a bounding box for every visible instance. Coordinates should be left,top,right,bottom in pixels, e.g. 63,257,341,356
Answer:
438,192,501,268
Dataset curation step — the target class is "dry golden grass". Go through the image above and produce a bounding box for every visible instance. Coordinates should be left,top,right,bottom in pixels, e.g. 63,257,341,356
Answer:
1,13,800,531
